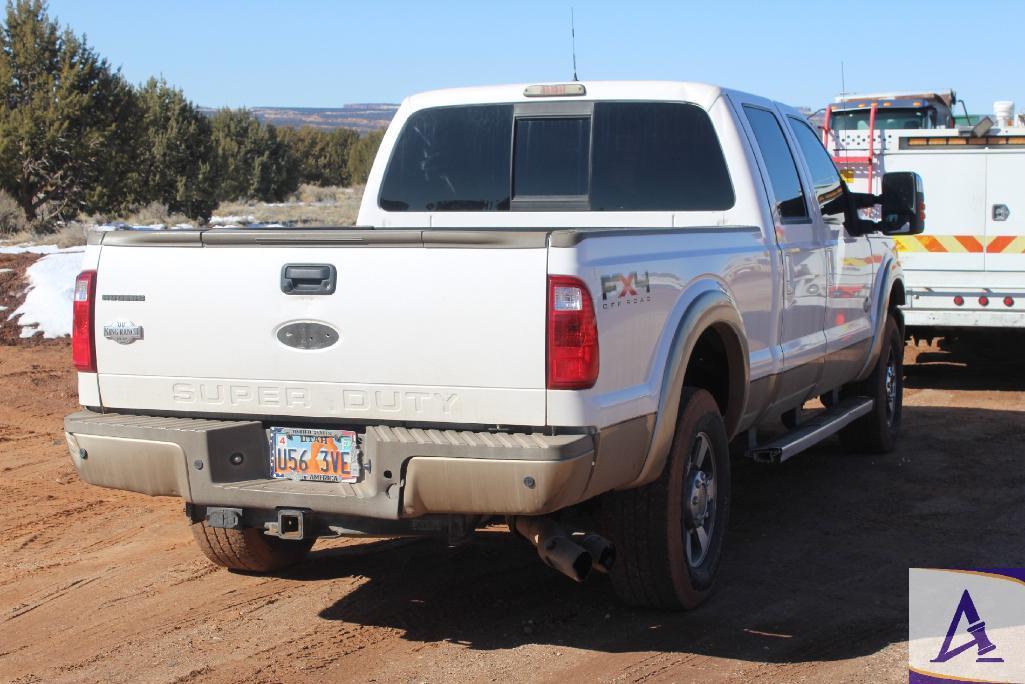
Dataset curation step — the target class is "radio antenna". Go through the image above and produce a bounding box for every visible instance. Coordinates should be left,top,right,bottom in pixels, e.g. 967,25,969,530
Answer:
840,60,847,105
838,60,848,164
571,8,579,81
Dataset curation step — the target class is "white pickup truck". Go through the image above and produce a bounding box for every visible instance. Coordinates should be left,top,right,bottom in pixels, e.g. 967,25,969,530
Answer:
65,81,923,610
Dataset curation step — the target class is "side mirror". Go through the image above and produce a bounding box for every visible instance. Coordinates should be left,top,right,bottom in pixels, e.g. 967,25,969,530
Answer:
879,171,925,235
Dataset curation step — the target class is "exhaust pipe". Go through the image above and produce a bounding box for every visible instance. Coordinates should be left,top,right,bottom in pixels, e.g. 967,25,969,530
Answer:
512,517,613,582
575,533,616,574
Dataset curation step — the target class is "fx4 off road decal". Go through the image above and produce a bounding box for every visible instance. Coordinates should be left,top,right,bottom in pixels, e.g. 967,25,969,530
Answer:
600,271,652,310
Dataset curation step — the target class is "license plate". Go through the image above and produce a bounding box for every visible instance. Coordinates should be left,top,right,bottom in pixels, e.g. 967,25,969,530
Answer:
269,427,360,483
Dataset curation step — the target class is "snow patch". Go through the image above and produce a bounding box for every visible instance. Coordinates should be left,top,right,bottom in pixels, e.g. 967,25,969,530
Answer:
0,244,63,255
10,248,85,338
209,215,255,226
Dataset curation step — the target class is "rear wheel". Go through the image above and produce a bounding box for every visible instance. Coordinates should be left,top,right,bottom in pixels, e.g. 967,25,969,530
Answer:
600,387,731,610
839,315,903,453
190,521,314,573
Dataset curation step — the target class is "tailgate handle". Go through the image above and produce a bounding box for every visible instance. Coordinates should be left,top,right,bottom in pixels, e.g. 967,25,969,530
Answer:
281,264,337,295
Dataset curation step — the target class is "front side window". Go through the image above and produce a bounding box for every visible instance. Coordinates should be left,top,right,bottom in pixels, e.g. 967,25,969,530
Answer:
743,106,808,220
379,101,735,213
789,118,849,230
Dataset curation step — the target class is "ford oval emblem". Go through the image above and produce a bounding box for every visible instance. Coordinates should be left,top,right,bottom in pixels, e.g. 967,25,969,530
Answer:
276,322,339,350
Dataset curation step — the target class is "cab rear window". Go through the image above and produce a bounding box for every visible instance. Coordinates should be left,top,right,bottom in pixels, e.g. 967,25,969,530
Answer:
378,102,734,212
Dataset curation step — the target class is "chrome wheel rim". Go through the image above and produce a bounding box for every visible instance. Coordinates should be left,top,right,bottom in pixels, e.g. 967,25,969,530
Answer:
884,347,898,425
683,432,716,568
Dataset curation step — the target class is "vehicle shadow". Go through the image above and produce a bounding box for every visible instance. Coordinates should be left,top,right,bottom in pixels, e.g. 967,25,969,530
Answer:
274,403,1025,664
905,341,1025,391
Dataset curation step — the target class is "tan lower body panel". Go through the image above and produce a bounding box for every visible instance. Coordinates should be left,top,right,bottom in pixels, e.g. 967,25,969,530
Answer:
402,451,594,517
64,410,655,519
66,433,191,498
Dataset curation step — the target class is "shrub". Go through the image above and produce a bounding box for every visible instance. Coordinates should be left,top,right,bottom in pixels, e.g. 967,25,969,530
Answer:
0,190,29,235
125,201,192,227
296,184,342,204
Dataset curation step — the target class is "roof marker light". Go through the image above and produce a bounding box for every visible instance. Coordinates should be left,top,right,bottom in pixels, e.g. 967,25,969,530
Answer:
1004,296,1014,307
524,83,586,98
979,296,990,307
953,296,964,307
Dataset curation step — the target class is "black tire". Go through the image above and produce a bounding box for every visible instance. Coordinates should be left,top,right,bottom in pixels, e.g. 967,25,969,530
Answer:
839,315,903,454
600,387,731,610
190,521,314,573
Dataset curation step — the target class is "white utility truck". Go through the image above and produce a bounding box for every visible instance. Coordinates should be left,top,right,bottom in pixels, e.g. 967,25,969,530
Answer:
65,81,922,610
824,92,1025,338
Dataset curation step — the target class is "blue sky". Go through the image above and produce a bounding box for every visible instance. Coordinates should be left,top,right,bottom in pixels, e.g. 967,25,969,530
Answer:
46,0,1024,114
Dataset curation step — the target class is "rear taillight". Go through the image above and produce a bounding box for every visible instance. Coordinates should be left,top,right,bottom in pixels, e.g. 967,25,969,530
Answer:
72,270,97,372
546,275,599,390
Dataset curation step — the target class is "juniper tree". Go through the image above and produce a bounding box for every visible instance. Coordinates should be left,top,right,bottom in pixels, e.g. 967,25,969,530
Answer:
210,108,299,203
346,129,384,186
133,78,218,221
279,126,360,187
0,0,136,224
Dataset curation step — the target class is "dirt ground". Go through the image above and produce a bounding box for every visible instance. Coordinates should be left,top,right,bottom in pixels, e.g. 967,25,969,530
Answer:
1,337,1023,683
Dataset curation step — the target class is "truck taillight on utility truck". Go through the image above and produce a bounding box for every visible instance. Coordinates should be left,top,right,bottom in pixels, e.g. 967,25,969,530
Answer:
65,81,920,610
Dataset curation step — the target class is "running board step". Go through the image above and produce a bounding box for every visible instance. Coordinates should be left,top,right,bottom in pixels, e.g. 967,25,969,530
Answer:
747,397,874,464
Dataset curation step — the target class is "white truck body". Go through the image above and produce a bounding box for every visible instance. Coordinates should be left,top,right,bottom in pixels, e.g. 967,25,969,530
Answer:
825,96,1025,330
65,81,915,603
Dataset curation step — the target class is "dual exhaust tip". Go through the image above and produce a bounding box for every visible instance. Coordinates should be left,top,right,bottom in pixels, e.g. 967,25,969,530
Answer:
512,516,615,583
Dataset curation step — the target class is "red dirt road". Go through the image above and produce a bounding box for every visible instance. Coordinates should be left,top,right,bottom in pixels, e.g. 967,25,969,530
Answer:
1,341,1023,683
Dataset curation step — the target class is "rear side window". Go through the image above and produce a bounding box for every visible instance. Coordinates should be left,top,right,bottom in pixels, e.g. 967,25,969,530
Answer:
379,102,734,212
743,106,808,220
379,105,513,211
592,102,734,211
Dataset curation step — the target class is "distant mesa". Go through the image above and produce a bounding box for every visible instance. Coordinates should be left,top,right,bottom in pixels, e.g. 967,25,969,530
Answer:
199,103,398,134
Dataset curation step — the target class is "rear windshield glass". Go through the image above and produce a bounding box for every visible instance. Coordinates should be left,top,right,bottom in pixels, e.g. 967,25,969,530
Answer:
514,117,591,197
591,102,734,211
379,101,734,212
379,105,513,211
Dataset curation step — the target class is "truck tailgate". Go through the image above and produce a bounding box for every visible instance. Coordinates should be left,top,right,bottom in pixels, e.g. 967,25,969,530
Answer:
92,232,548,425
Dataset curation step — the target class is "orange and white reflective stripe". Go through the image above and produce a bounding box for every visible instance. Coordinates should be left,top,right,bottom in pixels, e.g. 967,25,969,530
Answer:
895,235,1025,253
984,235,1025,253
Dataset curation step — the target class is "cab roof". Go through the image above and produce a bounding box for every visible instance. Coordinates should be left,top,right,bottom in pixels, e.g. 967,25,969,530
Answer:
402,80,730,111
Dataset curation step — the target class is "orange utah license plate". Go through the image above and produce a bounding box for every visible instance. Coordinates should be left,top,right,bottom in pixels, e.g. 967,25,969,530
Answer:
269,427,359,483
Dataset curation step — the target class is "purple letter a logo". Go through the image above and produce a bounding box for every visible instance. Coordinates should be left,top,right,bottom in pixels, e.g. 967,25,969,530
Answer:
931,589,1003,664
